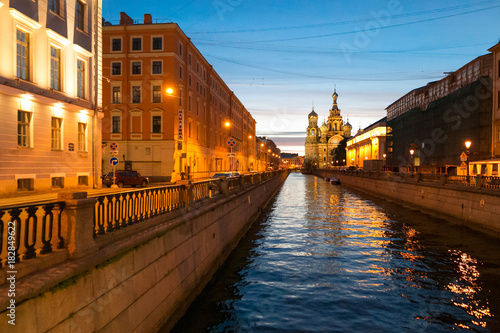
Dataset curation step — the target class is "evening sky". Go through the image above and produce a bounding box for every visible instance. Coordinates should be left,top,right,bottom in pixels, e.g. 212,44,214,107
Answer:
102,0,500,154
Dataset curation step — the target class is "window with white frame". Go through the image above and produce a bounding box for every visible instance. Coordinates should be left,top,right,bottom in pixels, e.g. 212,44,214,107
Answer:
78,122,87,151
132,37,142,51
152,60,162,74
152,85,161,103
112,86,121,104
111,62,121,75
18,110,32,147
111,38,122,51
49,0,63,16
132,85,141,103
51,117,62,150
50,46,61,90
112,115,121,133
152,115,162,133
131,61,141,75
16,29,30,80
77,58,85,98
152,37,162,50
75,0,86,31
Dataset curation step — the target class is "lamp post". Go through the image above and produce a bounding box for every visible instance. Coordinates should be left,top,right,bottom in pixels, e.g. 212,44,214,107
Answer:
465,140,471,182
409,149,415,173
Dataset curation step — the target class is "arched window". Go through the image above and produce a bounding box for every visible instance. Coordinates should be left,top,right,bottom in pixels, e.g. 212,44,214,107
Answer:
334,123,337,131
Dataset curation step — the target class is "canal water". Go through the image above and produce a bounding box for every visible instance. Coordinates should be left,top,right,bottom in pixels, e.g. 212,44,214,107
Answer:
169,173,500,332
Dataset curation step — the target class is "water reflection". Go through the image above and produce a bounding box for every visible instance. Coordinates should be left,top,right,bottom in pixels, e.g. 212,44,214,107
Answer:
169,173,500,332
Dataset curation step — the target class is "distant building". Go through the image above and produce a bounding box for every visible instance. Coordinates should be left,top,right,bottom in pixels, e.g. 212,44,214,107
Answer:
0,0,103,196
257,137,281,170
488,41,500,158
304,90,352,168
280,153,303,169
346,117,387,168
386,53,493,174
101,13,256,181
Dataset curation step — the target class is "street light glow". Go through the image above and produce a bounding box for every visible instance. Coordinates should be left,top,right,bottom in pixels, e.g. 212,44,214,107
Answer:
465,140,472,149
224,121,231,128
166,87,174,95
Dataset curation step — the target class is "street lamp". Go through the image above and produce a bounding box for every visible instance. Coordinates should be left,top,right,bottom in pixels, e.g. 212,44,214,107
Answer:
465,140,471,182
409,149,415,173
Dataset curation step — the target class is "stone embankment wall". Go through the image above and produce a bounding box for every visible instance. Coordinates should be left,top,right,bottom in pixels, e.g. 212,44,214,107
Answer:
0,172,287,332
314,170,500,235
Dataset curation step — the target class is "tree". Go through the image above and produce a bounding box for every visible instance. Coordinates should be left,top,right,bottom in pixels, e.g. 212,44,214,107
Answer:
330,137,347,165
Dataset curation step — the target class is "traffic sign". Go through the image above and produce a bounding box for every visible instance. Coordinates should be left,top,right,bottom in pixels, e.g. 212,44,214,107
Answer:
110,157,119,166
110,151,118,155
110,142,119,151
460,161,467,168
460,151,467,161
227,137,236,147
227,152,236,157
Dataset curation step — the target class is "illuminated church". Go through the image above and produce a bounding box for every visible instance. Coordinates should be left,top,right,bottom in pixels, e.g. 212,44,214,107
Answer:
305,90,352,167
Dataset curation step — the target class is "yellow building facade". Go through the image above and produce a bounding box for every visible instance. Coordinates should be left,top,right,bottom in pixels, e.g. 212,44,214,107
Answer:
0,0,103,196
346,117,387,168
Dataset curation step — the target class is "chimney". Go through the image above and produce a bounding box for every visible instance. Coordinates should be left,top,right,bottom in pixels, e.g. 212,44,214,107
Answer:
144,14,152,24
120,12,134,25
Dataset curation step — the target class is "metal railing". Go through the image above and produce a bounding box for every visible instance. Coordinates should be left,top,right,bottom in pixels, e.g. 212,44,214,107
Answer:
0,202,65,266
94,185,186,237
325,169,500,190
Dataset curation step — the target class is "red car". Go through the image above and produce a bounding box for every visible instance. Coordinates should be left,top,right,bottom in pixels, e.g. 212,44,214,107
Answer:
103,170,149,188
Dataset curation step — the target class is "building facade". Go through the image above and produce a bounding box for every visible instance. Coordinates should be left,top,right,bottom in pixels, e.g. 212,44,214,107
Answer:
488,41,500,158
386,53,493,173
346,117,387,168
101,13,256,181
304,90,352,168
0,0,103,196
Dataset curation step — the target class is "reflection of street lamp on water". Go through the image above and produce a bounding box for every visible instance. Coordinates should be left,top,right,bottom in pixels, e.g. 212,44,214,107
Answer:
409,149,415,173
465,140,471,182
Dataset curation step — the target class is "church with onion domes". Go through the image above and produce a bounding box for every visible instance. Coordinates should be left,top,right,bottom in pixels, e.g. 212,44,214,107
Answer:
305,90,352,167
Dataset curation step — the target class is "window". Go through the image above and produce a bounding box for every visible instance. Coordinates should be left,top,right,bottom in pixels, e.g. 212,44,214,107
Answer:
179,43,182,56
111,62,121,75
78,122,87,152
498,90,500,109
49,0,61,15
179,88,183,106
17,178,34,191
50,46,61,90
78,175,88,185
152,85,161,103
498,60,500,78
51,117,62,150
152,61,162,74
52,177,64,188
77,59,85,98
132,62,141,75
132,37,142,51
498,126,500,143
188,53,192,66
132,86,141,103
112,116,121,133
112,38,121,51
16,29,30,80
76,0,85,31
179,66,182,79
112,86,121,104
189,75,191,86
152,116,161,133
152,37,162,50
18,111,32,147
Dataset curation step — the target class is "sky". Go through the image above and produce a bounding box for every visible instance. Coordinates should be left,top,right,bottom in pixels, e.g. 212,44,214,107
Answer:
102,0,500,155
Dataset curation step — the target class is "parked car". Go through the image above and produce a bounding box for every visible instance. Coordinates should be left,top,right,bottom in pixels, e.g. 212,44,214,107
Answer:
211,172,240,179
103,170,149,188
